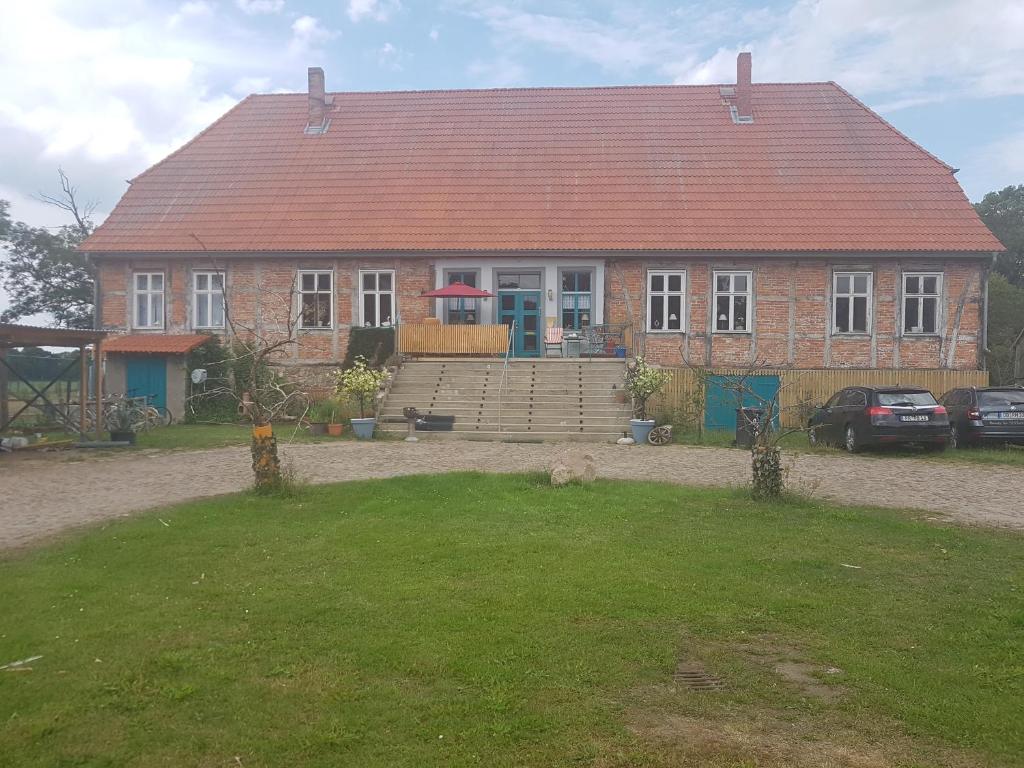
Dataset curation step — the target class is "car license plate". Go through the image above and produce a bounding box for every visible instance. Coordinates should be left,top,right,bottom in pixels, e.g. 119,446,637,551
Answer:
900,415,929,422
995,412,1024,420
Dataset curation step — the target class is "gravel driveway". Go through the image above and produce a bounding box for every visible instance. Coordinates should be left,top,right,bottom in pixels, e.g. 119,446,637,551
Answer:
2,441,1022,550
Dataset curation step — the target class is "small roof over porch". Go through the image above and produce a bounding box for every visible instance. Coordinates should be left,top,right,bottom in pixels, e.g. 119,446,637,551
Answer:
0,323,108,440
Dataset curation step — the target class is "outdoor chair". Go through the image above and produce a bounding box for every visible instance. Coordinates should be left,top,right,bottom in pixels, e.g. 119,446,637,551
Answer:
544,326,564,357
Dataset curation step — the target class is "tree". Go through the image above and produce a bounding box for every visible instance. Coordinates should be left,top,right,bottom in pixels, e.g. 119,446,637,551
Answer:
986,274,1024,385
187,268,309,493
0,170,96,328
975,185,1024,287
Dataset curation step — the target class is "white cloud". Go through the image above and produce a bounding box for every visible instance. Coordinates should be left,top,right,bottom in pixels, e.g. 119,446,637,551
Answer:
429,25,440,41
236,0,284,14
671,0,1024,99
376,42,407,71
467,56,526,88
960,125,1024,200
289,15,339,57
168,0,214,28
347,0,401,23
233,75,273,95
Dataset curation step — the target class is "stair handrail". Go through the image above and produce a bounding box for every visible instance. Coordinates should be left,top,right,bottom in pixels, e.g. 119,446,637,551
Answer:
497,320,514,434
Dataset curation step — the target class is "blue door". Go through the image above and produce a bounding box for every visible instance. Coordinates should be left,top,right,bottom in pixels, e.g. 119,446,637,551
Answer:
126,356,167,409
498,291,542,357
704,374,780,431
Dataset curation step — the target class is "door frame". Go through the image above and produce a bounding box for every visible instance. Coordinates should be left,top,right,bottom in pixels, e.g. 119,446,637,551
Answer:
497,290,542,357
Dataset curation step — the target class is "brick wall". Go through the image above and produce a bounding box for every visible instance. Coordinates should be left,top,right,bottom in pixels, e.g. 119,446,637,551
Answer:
94,256,433,365
606,256,986,370
95,254,986,372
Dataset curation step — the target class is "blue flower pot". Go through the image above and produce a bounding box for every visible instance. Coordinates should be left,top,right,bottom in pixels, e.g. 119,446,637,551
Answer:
350,417,376,440
629,419,656,444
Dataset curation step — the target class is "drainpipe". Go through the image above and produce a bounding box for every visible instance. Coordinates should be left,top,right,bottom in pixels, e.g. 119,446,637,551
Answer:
981,253,995,370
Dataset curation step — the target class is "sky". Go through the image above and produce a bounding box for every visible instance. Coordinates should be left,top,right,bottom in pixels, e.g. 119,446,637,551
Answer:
2,0,1024,319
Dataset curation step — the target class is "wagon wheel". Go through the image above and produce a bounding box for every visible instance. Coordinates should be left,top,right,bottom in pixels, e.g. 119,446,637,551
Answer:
647,425,673,446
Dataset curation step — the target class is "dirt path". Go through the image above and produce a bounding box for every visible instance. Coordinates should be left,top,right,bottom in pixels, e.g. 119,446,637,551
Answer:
2,441,1022,550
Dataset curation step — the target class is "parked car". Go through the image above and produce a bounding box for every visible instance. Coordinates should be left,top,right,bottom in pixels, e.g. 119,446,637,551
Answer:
808,386,949,453
939,386,1024,448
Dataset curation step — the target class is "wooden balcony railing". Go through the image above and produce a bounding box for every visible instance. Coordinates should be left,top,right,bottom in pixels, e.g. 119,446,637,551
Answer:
397,323,508,356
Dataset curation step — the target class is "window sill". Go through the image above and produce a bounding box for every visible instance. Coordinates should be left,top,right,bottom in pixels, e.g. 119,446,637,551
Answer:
646,329,686,334
831,332,872,338
194,326,225,331
131,327,165,332
298,326,334,332
901,333,942,338
713,330,752,335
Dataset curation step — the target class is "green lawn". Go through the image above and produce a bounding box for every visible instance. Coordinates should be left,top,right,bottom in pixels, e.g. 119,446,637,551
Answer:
671,426,1024,467
1,475,1021,767
131,422,345,451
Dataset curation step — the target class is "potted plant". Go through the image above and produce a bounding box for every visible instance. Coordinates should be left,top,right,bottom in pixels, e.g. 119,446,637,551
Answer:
326,401,345,437
336,356,391,439
307,400,333,436
106,401,137,445
624,357,670,444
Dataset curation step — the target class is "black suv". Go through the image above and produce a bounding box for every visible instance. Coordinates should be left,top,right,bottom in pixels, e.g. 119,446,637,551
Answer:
939,386,1024,448
808,386,949,453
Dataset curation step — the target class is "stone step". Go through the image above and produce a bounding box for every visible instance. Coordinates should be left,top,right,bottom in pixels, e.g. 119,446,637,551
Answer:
380,405,631,416
377,428,622,443
380,415,626,428
390,374,624,382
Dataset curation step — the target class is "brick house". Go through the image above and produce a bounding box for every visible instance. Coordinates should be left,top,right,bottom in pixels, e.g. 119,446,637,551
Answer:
80,54,1002,423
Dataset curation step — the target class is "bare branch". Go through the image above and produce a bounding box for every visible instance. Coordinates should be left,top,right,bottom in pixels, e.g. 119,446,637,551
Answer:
35,168,93,238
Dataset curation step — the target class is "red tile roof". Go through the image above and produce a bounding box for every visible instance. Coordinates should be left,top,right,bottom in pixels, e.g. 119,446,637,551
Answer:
103,334,212,354
81,82,1003,254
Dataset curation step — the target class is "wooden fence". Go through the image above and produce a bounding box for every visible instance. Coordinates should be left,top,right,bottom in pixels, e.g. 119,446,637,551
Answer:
651,367,990,429
397,323,508,356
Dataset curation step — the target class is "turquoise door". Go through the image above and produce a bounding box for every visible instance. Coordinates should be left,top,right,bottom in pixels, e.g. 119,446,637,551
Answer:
704,374,780,431
498,291,542,357
125,356,167,409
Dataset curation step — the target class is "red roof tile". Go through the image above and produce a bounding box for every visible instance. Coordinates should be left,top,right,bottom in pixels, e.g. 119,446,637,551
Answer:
103,334,212,354
81,82,1003,254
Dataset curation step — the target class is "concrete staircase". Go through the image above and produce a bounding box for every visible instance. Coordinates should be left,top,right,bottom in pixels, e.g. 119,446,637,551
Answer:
378,358,632,442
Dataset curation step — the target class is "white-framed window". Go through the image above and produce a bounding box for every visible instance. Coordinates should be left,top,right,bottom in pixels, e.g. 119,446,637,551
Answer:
133,272,164,329
360,270,395,327
193,271,225,329
298,270,333,329
647,271,685,332
713,270,752,332
903,272,942,335
561,270,593,330
832,271,872,334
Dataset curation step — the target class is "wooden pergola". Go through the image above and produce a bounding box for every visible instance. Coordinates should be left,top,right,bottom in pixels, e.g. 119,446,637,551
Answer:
0,323,107,440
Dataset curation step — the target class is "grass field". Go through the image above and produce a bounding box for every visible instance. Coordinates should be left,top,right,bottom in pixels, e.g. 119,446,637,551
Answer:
1,475,1020,767
130,422,352,451
672,426,1024,467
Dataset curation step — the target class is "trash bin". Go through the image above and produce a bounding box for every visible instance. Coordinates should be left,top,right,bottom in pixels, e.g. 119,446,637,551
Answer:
735,407,766,448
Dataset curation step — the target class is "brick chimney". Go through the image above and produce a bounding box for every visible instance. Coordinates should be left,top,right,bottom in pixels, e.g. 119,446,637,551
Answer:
305,66,329,135
735,52,753,122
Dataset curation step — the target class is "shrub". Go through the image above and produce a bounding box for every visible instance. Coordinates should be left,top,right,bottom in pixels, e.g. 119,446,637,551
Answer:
342,327,395,369
184,336,236,423
624,357,671,420
336,356,391,419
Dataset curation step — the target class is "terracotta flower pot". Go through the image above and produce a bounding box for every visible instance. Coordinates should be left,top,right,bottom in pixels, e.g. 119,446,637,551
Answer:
327,423,344,437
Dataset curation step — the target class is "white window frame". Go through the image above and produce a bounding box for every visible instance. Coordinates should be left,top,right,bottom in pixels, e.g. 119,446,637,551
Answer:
713,270,752,333
193,271,225,329
646,270,686,332
359,269,396,328
133,272,164,330
902,271,942,336
832,271,873,335
297,269,334,330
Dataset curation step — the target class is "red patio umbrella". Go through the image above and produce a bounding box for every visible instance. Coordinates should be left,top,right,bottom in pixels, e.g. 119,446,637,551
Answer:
419,282,495,299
